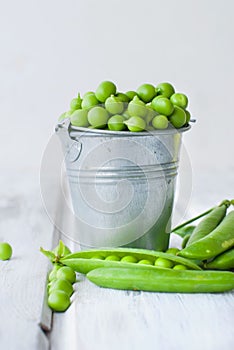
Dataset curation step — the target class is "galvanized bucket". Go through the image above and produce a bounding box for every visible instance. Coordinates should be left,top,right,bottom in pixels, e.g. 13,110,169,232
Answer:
56,120,190,250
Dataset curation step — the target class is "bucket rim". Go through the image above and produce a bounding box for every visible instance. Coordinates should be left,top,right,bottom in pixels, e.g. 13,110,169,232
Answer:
67,123,191,137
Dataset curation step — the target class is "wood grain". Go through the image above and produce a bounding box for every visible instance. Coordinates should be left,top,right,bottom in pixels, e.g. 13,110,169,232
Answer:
1,170,234,350
0,176,53,349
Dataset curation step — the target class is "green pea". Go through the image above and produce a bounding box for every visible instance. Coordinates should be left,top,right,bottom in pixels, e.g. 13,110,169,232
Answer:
169,106,186,128
56,266,76,284
91,254,105,260
155,257,174,268
173,264,188,270
127,96,147,118
166,248,180,255
95,81,117,103
138,259,152,265
83,91,95,98
115,92,130,103
70,93,82,111
81,93,99,109
155,82,175,98
121,255,138,263
48,290,71,312
108,115,126,131
87,106,109,128
137,83,156,103
151,97,174,116
124,116,146,132
105,95,124,114
49,278,74,297
48,270,57,282
105,255,120,261
48,264,62,282
170,93,188,109
0,242,12,260
125,91,138,100
70,109,89,127
152,115,169,130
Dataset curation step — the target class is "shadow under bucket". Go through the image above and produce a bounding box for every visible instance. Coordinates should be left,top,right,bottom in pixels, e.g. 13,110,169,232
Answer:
56,120,190,250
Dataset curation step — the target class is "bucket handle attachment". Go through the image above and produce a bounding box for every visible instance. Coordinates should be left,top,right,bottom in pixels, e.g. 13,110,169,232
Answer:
55,119,82,163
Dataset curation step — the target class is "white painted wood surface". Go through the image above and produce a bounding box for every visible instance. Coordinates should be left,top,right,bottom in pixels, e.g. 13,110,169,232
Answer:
49,169,234,350
0,176,54,350
49,238,234,350
0,170,234,350
50,278,234,350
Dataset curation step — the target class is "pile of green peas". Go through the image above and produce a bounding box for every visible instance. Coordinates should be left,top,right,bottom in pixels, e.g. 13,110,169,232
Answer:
58,81,191,132
47,264,76,312
42,243,77,312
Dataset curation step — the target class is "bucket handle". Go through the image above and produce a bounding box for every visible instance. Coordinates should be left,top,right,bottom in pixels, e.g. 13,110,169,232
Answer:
55,119,82,163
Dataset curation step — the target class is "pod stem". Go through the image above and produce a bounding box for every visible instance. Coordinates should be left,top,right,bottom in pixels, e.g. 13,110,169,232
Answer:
219,199,231,208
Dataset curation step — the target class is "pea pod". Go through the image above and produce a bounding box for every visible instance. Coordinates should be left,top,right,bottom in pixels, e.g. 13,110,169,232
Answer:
87,267,234,293
60,247,202,274
174,225,196,239
205,248,234,270
178,211,234,260
186,205,227,246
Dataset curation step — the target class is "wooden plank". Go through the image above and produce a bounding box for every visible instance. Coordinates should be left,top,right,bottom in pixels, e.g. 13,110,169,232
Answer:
0,175,54,349
49,171,234,350
50,275,234,350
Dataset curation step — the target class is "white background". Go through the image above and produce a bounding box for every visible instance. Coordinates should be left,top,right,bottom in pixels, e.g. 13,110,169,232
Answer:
0,0,234,210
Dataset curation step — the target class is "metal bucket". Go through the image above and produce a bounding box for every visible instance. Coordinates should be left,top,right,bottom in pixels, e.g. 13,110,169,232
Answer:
56,120,190,250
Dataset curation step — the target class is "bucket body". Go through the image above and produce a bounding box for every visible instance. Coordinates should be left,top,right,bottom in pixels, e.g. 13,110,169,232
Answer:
56,121,189,250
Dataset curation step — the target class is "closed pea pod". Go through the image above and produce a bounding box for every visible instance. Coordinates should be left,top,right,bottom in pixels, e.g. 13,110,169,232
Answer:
186,205,227,246
87,267,234,293
178,211,234,260
205,248,234,270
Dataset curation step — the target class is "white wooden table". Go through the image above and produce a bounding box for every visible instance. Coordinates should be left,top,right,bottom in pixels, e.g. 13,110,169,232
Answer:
0,170,233,350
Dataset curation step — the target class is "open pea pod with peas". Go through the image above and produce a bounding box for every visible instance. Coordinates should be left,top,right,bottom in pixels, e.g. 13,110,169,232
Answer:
59,247,202,274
